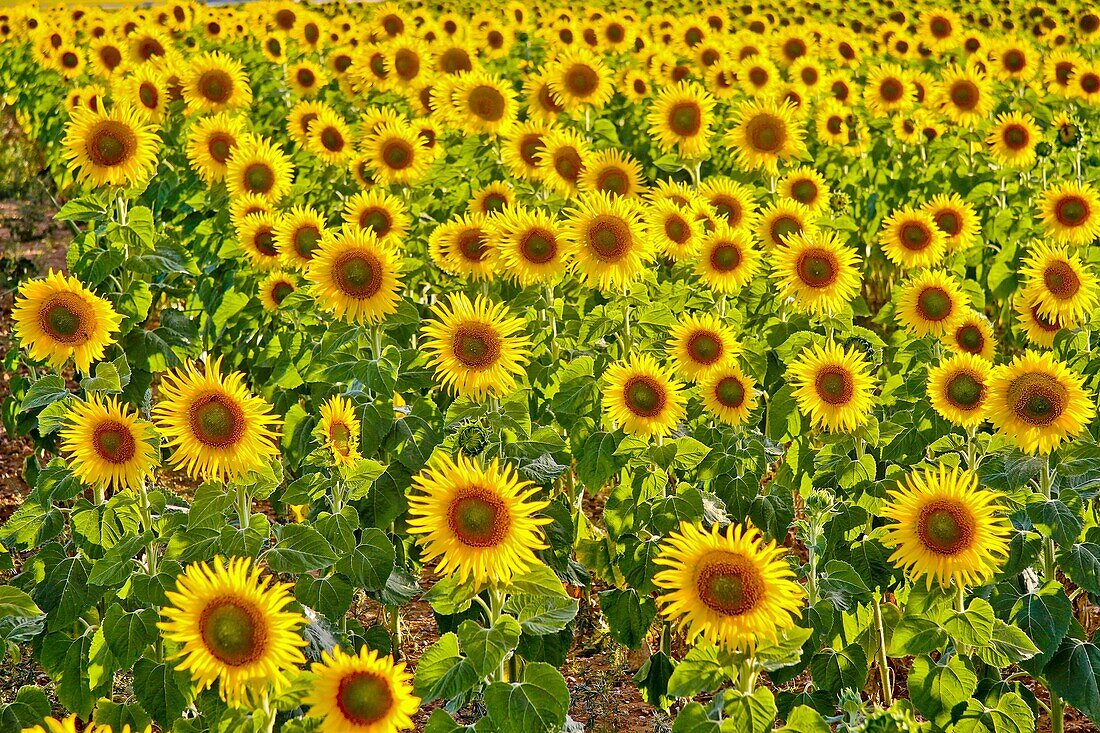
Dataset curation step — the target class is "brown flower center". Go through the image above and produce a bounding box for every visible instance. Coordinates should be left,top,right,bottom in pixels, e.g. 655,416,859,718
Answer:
1043,260,1081,299
448,488,510,547
695,551,764,616
188,391,245,447
197,69,233,104
796,249,839,288
587,215,632,260
917,500,974,555
715,375,746,408
451,323,501,369
745,113,786,153
333,251,384,299
92,421,137,463
336,671,394,726
1007,372,1067,426
709,242,742,272
1054,195,1089,226
519,228,557,264
815,366,854,405
467,84,505,122
669,101,702,136
623,375,667,417
200,598,266,666
916,286,954,322
945,370,985,409
686,330,724,365
39,292,92,344
86,120,136,167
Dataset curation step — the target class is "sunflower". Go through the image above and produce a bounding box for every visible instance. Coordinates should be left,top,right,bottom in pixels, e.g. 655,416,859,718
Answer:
602,353,687,438
697,355,758,423
772,231,862,315
501,121,549,181
896,270,969,338
563,191,651,292
547,48,613,110
60,395,158,491
468,182,515,216
1014,291,1066,348
986,112,1040,168
421,293,531,400
428,214,495,281
943,311,996,360
726,98,806,172
317,395,360,467
53,43,85,79
384,38,432,91
814,100,851,146
621,69,652,102
578,148,647,199
12,270,122,373
487,206,568,286
236,212,281,271
362,121,431,185
121,65,169,122
921,9,962,50
788,341,876,433
225,136,294,203
407,454,551,587
1070,64,1100,104
1019,243,1099,323
523,69,566,122
697,178,758,232
287,100,329,148
695,224,761,294
182,51,252,113
647,81,715,160
342,189,409,245
305,646,419,733
308,226,403,325
90,38,126,77
921,193,979,252
987,351,1095,454
737,56,779,98
864,63,914,116
927,353,991,428
258,271,296,312
62,106,160,188
778,167,829,215
152,358,281,480
450,71,516,136
229,194,273,232
989,40,1036,82
654,522,804,651
756,201,815,250
881,466,1011,589
19,715,81,733
287,60,326,97
879,206,947,270
646,199,701,261
159,557,306,706
535,126,590,198
306,108,353,165
666,313,739,381
1038,182,1100,246
275,205,327,270
935,66,993,127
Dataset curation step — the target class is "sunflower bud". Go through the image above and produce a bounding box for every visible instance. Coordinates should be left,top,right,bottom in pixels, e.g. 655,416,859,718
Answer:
456,423,490,456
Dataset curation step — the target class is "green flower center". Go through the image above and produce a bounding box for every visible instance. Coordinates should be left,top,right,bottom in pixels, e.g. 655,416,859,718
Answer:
333,252,383,299
917,501,973,555
448,489,509,547
623,376,666,417
715,376,746,408
917,287,953,321
336,672,394,726
200,599,265,666
687,331,723,365
520,229,556,264
189,392,245,447
244,163,275,194
946,372,984,408
87,120,135,167
93,421,137,463
669,101,702,136
451,324,501,369
198,69,233,104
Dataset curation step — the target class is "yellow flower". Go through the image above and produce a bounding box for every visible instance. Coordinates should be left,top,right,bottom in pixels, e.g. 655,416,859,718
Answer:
646,81,715,160
1019,243,1099,323
878,207,946,270
225,135,294,203
986,351,1095,454
602,352,687,438
12,270,122,373
881,465,1011,589
308,226,404,325
895,270,969,337
258,271,297,312
305,646,420,733
699,362,758,426
62,106,160,188
695,224,761,294
654,522,804,651
771,230,862,315
563,191,651,291
787,341,876,433
181,50,252,113
158,557,306,706
343,189,409,244
942,310,996,360
317,395,361,467
152,358,281,481
487,205,569,286
421,293,531,400
927,353,991,428
726,98,806,172
547,48,613,111
60,395,158,492
1038,182,1100,246
666,312,739,381
186,112,246,184
986,112,1040,168
407,454,551,588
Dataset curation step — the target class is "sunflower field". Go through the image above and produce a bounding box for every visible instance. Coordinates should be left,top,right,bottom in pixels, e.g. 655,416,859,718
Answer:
2,1,1100,732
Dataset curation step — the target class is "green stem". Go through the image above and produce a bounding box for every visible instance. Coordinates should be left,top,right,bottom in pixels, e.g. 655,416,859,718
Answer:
736,654,758,694
388,605,402,661
873,593,893,707
138,481,158,576
236,483,251,532
621,296,632,355
659,622,672,656
1040,458,1057,579
1050,687,1065,733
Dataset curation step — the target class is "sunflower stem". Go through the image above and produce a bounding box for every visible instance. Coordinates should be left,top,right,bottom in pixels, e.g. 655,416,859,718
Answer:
546,285,559,362
388,605,403,661
1050,687,1066,733
872,592,893,707
138,480,158,576
235,483,251,532
955,583,966,613
621,295,632,355
659,621,672,656
1040,458,1057,580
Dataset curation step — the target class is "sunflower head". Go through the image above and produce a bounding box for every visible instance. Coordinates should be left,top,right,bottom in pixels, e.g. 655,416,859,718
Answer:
62,105,160,188
788,341,877,433
602,352,687,438
60,395,159,492
308,226,404,325
882,465,1011,589
927,353,991,428
305,645,420,732
407,454,551,587
987,351,1095,454
654,522,804,651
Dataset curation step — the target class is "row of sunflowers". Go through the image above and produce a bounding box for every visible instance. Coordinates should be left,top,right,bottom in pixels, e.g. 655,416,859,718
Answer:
2,0,1100,732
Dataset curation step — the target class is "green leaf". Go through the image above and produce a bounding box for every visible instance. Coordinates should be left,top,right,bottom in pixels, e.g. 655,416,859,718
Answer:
35,556,93,630
295,574,354,620
889,615,947,656
1047,637,1100,724
1012,581,1072,673
666,644,734,699
1027,500,1082,546
505,564,567,597
484,662,570,733
20,375,68,413
0,686,52,732
414,633,479,704
0,587,42,618
102,604,157,669
82,360,122,393
333,528,395,591
132,659,191,726
809,644,867,695
726,687,778,733
458,615,522,678
779,705,832,733
575,432,624,489
755,627,814,672
1058,542,1100,596
598,589,656,649
988,692,1036,733
423,574,478,616
264,524,337,573
818,560,872,610
946,598,995,648
503,594,578,636
908,653,977,727
672,702,724,733
976,619,1040,668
